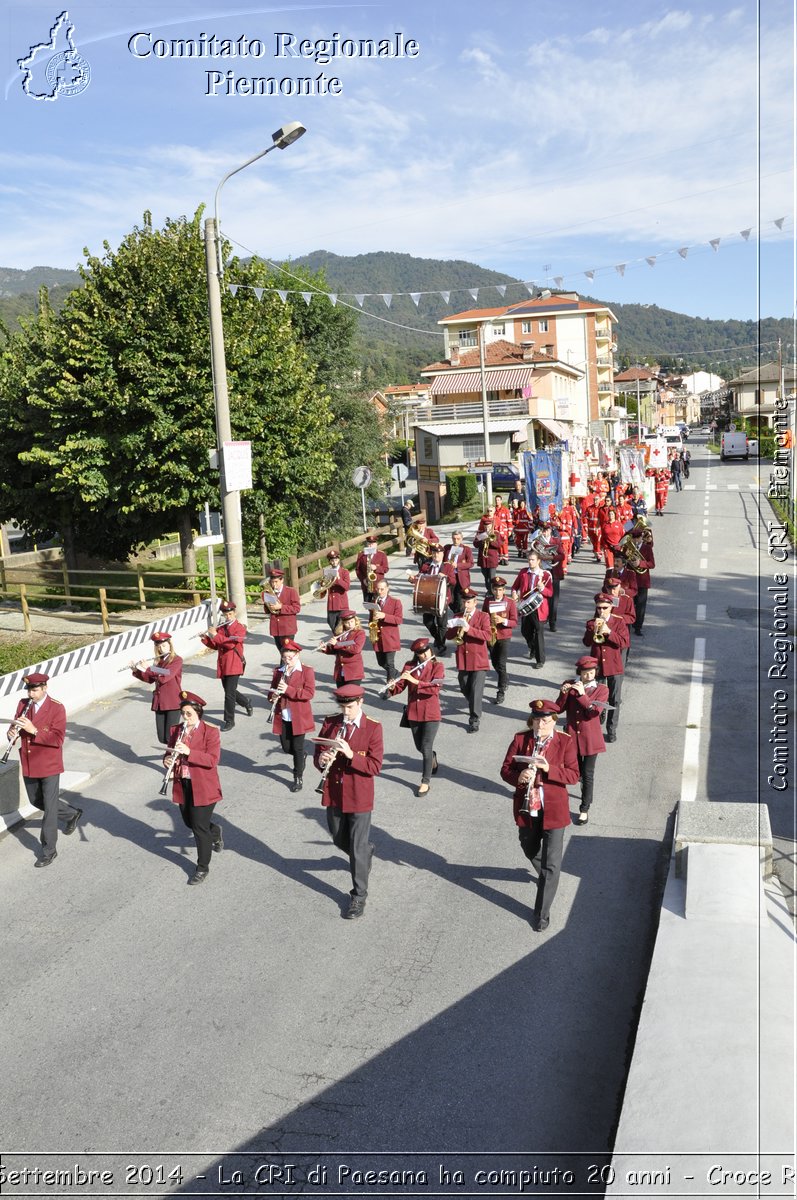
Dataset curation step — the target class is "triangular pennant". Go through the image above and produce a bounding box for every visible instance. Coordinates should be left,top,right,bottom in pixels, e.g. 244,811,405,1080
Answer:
382,294,392,308
410,293,421,307
709,239,720,252
496,285,506,297
774,217,785,230
440,291,450,304
553,276,564,288
277,290,288,303
254,287,264,301
228,284,239,297
645,257,657,267
329,294,337,306
525,282,535,296
469,288,479,302
740,229,751,241
615,264,626,276
301,292,312,305
355,294,365,307
585,270,595,281
677,247,688,259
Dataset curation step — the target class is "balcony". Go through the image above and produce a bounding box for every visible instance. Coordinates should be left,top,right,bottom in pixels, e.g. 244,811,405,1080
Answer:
595,326,612,340
410,397,532,424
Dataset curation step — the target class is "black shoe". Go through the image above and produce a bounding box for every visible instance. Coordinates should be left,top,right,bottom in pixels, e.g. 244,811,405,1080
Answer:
532,914,550,932
188,867,209,885
34,851,57,868
635,629,644,637
221,721,235,732
431,752,439,775
495,691,506,704
605,732,617,743
531,663,543,670
548,624,557,632
344,897,366,919
290,776,304,793
577,811,589,825
64,808,83,836
243,699,253,717
212,827,223,853
467,720,480,733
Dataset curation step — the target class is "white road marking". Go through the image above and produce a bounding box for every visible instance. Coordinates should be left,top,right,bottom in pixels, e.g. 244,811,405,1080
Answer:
708,484,718,491
726,483,739,490
684,484,697,490
696,605,706,621
700,558,708,569
699,578,707,592
701,542,709,552
681,638,706,804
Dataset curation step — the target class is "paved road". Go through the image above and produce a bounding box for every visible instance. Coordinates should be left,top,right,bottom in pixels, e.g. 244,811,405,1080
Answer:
1,439,786,1193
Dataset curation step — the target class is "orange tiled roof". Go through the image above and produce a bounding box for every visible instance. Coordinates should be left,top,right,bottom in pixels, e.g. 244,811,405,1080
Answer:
422,340,563,373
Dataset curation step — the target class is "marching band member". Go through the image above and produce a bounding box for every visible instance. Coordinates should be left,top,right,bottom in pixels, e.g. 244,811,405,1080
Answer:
629,525,655,637
409,516,440,568
556,657,608,825
319,609,366,687
164,690,223,885
313,684,384,920
323,549,351,634
411,543,455,655
492,493,512,563
500,698,580,932
387,637,445,796
355,532,389,603
483,576,517,705
368,578,403,686
600,574,636,633
263,567,301,654
267,640,315,793
511,499,532,557
582,594,629,743
200,599,252,731
511,549,553,669
474,507,501,591
446,587,491,733
130,631,183,744
7,672,80,867
443,529,473,613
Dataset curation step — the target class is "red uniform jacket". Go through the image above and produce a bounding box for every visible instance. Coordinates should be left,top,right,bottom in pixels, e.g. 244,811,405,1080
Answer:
443,543,473,591
419,561,456,607
511,566,553,623
474,521,501,570
447,608,491,670
616,566,639,598
313,713,384,813
555,683,609,756
355,549,389,590
500,729,580,829
634,542,655,589
166,721,222,807
482,595,518,642
583,614,629,676
267,585,300,638
371,595,403,653
270,663,316,736
133,655,184,712
14,695,65,778
202,620,247,677
326,568,351,614
606,591,636,626
601,519,625,549
323,627,366,682
391,656,445,722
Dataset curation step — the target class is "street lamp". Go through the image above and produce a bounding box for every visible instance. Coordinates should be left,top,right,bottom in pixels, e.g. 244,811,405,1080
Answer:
204,121,306,622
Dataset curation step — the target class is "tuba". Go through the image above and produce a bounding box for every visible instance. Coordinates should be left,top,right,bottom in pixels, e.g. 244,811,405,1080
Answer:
617,534,647,573
528,533,558,563
407,528,431,558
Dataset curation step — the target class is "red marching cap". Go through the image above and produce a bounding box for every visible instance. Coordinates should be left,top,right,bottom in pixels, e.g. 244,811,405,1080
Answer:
326,549,340,560
334,683,364,702
281,640,302,653
179,690,206,708
575,655,599,672
219,599,236,612
410,637,431,654
365,532,378,543
491,577,507,588
150,631,172,643
595,593,613,606
23,672,49,688
528,698,560,716
269,568,285,578
461,587,480,600
339,608,356,620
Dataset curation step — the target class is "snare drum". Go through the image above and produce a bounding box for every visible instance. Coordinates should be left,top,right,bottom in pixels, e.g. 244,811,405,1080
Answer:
517,590,544,618
412,573,447,617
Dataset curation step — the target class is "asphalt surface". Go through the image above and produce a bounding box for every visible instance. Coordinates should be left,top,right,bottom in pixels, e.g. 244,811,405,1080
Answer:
1,436,788,1195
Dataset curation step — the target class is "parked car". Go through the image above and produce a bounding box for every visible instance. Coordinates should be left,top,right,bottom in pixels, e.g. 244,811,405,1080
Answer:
490,462,521,490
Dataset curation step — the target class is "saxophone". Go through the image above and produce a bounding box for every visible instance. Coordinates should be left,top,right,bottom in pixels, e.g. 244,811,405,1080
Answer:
368,608,381,646
488,611,499,648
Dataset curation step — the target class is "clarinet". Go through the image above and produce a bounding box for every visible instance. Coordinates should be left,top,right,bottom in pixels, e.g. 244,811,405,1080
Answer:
266,668,287,724
519,734,542,816
159,720,187,796
2,700,32,764
314,746,341,795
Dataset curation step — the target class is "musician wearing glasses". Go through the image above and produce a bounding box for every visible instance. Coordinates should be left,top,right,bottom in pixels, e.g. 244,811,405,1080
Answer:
443,529,473,614
582,595,629,744
130,631,183,744
386,637,445,796
267,641,315,793
482,577,517,706
163,691,222,886
200,599,252,731
313,684,384,920
446,587,491,734
263,567,301,654
6,672,80,868
511,549,553,669
556,657,608,825
500,698,580,932
355,532,389,603
599,575,636,665
319,609,366,687
323,550,350,634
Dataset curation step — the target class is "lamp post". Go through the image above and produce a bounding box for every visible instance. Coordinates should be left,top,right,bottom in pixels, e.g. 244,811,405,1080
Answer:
204,121,306,622
478,321,493,506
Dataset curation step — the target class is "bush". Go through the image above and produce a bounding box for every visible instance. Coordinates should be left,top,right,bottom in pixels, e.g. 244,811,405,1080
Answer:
445,472,477,511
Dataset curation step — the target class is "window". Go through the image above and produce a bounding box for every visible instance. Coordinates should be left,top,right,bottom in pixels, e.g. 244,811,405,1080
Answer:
538,319,549,332
463,437,486,461
492,323,505,336
458,328,477,347
423,436,434,459
521,321,532,334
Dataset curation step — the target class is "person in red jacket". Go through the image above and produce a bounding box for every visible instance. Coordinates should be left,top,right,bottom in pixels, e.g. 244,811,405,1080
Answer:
267,640,316,792
164,690,223,885
369,578,403,686
584,495,603,561
483,576,517,705
313,683,384,919
200,599,252,731
319,610,366,687
653,468,669,516
629,526,655,636
582,595,629,743
410,543,456,655
443,529,473,613
500,698,580,931
492,494,512,563
7,672,81,867
556,656,609,824
446,587,491,733
474,508,501,590
130,630,184,744
355,533,389,602
264,567,301,653
322,549,351,634
511,500,532,557
511,549,553,668
601,506,625,570
600,574,636,664
386,637,445,795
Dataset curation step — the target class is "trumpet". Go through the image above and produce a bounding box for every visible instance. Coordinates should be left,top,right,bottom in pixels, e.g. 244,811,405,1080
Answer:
159,720,188,796
455,619,467,645
1,700,32,764
592,617,608,644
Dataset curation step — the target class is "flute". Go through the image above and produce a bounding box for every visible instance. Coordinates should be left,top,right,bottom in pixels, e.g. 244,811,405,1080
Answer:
1,700,32,765
378,657,436,700
159,721,187,797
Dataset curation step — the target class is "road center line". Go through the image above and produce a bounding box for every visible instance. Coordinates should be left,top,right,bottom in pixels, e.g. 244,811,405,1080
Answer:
681,637,706,804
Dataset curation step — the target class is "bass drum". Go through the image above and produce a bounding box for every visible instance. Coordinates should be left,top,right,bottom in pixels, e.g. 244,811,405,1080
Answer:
412,573,447,617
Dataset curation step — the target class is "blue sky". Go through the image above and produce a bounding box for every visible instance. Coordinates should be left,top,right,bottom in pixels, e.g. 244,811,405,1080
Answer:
1,1,793,326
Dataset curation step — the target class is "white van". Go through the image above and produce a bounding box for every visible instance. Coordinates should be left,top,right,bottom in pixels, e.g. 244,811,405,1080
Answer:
720,431,749,461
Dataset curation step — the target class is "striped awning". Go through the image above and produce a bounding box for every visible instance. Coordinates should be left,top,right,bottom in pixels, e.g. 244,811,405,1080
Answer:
429,368,534,396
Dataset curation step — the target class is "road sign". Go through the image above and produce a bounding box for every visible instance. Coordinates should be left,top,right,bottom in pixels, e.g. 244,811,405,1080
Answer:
474,460,493,468
466,466,489,475
391,462,409,484
352,466,372,489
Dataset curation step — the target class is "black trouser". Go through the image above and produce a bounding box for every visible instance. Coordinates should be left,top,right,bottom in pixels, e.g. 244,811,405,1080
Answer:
423,611,448,652
410,720,439,783
327,610,341,633
326,807,373,898
451,584,466,614
600,673,624,738
457,669,486,724
375,650,397,682
548,576,561,630
578,753,598,811
155,709,182,746
178,782,219,871
521,612,545,665
481,566,497,591
518,821,564,923
488,638,509,693
24,775,79,858
221,673,248,724
633,587,649,633
279,721,306,778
